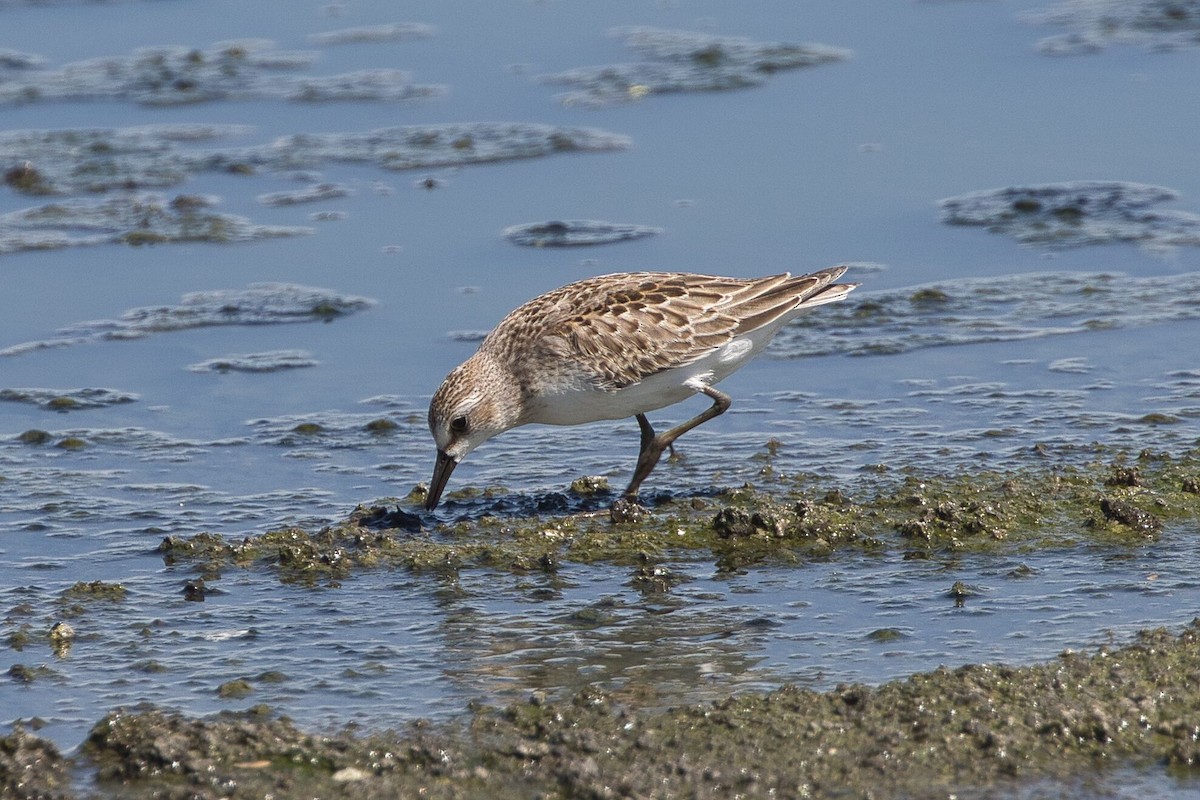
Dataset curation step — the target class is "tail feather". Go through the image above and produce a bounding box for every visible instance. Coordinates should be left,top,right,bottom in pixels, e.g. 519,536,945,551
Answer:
731,266,856,335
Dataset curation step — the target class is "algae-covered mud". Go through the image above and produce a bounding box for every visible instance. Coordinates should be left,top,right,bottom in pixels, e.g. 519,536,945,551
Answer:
771,269,1200,356
7,522,1200,797
0,123,628,253
0,191,311,255
186,349,318,374
57,624,1200,798
1,283,373,357
0,123,629,197
4,450,1200,798
502,219,663,248
0,37,444,106
1022,0,1200,55
152,447,1200,578
938,182,1200,250
541,26,851,107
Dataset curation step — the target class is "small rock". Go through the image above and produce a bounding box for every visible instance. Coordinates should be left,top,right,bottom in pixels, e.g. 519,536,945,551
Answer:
1099,497,1161,533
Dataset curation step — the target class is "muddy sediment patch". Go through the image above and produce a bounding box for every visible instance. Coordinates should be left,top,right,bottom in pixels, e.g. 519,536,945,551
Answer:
502,219,662,247
5,620,1200,798
156,448,1200,582
0,38,444,107
1021,0,1200,55
0,387,137,411
771,268,1200,358
1,282,374,357
0,192,311,256
938,181,1200,249
541,26,850,107
1,122,630,196
186,350,318,374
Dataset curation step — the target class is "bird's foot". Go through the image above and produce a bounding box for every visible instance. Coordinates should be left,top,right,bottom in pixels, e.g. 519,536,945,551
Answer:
609,496,647,524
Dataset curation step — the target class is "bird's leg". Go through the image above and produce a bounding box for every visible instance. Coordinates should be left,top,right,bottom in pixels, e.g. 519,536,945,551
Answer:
635,412,656,453
622,386,732,501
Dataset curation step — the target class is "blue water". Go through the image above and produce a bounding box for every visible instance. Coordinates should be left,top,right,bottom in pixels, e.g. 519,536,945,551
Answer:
2,5,1200,796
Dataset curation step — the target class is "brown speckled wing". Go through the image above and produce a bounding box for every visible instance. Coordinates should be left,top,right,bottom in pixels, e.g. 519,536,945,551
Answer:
485,270,843,392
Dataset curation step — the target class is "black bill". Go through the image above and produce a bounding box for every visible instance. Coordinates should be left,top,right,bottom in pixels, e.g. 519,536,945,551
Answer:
425,449,457,510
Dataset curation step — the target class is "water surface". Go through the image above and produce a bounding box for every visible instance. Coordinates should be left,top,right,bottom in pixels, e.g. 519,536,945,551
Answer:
2,7,1199,796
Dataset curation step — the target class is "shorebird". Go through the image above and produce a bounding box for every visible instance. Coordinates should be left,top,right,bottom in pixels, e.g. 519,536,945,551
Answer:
425,266,857,511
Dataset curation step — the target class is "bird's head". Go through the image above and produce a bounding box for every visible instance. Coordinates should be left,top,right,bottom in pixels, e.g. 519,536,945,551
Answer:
424,353,519,510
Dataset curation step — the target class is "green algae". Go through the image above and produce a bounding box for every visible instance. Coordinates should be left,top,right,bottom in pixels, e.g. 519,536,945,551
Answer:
1,387,138,410
10,451,1200,799
0,725,71,800
6,625,32,651
216,679,253,699
7,663,58,684
50,620,1200,799
45,396,78,410
156,449,1200,584
61,581,127,602
17,429,51,444
3,161,50,193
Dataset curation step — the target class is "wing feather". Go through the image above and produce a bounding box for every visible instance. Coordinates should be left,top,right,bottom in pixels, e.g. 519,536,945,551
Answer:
485,267,852,392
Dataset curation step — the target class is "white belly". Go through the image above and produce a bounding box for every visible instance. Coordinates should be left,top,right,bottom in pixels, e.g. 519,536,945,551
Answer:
526,331,764,426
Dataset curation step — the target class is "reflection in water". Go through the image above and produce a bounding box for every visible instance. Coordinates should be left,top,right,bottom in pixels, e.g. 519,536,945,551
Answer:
435,567,776,707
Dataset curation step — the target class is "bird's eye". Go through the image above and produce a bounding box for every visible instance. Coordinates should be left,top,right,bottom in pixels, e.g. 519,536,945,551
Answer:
449,415,469,434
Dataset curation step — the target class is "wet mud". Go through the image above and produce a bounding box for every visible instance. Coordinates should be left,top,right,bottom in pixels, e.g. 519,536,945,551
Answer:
7,447,1200,797
7,622,1200,798
186,350,318,374
1,282,374,358
938,182,1200,250
0,192,311,256
156,447,1200,583
1022,0,1200,55
502,219,662,248
541,26,850,107
0,38,443,107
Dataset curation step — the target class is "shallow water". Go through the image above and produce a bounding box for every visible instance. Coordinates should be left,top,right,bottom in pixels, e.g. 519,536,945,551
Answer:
2,3,1200,795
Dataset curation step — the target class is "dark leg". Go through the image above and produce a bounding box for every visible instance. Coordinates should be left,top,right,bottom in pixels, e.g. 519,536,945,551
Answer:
636,412,676,461
635,412,655,453
622,386,732,501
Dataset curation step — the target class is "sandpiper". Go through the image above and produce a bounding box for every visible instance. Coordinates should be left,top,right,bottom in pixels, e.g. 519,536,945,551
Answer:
425,266,857,511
